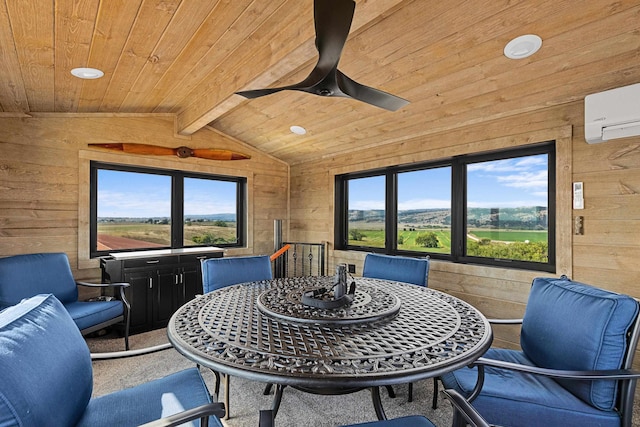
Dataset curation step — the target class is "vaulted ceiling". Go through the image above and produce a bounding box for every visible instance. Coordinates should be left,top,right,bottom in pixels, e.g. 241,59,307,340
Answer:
1,0,639,164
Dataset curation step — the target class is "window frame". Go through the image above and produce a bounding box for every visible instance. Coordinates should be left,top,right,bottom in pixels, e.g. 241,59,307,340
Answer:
334,141,556,272
90,161,246,258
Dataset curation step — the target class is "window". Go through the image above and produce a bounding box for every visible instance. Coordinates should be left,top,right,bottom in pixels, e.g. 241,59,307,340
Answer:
398,167,451,254
335,142,555,272
90,162,246,257
347,175,386,249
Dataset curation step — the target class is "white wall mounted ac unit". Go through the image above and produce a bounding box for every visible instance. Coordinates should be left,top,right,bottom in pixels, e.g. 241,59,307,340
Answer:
584,82,640,144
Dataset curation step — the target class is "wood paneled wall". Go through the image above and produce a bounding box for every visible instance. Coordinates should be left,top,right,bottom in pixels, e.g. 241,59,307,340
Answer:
0,114,289,285
289,101,640,369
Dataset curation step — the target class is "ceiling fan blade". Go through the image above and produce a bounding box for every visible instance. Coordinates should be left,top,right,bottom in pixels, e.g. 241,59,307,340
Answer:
311,0,355,77
191,149,251,161
89,143,177,156
337,70,409,111
236,87,288,99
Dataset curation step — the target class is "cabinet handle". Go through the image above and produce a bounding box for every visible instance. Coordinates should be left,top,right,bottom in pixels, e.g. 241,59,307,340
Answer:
149,277,153,289
146,259,160,264
196,255,207,260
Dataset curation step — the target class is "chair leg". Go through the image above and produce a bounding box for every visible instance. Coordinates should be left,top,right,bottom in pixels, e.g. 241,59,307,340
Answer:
371,386,388,420
223,374,230,420
263,383,273,395
121,290,131,351
271,384,287,418
432,377,439,409
212,370,221,397
384,385,396,398
408,382,413,402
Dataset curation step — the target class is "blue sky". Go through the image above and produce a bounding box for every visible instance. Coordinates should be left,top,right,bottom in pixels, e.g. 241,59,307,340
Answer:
349,154,548,210
97,170,237,217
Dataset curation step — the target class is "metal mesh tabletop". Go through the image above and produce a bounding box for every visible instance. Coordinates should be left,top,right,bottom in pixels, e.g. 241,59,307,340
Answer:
168,277,492,388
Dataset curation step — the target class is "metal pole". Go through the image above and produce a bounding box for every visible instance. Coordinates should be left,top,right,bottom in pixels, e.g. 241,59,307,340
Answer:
274,219,283,278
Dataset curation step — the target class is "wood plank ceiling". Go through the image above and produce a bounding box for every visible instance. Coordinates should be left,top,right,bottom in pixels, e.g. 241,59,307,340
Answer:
1,0,639,165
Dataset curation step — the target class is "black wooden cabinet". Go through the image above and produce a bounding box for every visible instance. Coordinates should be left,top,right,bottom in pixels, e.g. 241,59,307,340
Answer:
100,249,223,334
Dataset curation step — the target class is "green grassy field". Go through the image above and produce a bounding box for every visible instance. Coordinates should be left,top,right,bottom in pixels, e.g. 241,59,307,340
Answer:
98,221,236,246
469,229,547,243
349,227,548,255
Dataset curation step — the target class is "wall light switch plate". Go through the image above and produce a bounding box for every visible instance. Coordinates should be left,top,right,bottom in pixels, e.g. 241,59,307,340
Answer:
573,182,584,210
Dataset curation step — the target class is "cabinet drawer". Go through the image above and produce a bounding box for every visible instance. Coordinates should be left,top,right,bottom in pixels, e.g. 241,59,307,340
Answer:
122,256,179,269
180,252,223,265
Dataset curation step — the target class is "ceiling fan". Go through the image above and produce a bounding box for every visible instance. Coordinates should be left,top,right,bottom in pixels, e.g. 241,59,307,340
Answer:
88,143,251,160
235,0,409,111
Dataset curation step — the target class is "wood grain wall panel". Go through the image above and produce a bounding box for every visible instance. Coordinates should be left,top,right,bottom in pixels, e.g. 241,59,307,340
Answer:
0,2,28,112
98,0,181,111
5,0,55,112
53,0,100,112
0,114,288,281
78,0,143,111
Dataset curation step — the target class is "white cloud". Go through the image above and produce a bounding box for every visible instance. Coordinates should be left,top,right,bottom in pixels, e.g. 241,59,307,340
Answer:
350,200,385,210
398,198,451,210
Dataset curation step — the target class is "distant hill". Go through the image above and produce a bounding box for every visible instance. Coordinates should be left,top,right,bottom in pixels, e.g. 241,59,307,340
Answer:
99,213,236,222
184,213,236,222
349,207,547,230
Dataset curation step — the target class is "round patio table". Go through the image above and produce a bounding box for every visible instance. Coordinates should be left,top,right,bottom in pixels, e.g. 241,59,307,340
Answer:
168,276,492,420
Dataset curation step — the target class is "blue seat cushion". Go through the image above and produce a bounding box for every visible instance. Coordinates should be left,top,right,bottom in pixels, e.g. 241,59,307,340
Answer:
0,294,93,427
440,348,622,427
0,253,78,306
362,254,429,286
77,368,221,427
521,277,638,410
201,255,272,293
65,300,124,331
341,415,436,427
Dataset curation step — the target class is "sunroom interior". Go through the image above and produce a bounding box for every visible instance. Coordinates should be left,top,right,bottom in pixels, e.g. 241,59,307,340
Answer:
1,1,640,425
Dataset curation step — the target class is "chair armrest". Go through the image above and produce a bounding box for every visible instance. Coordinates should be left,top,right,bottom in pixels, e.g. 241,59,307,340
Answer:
442,389,491,427
487,318,522,325
76,281,130,288
137,402,225,427
475,357,640,381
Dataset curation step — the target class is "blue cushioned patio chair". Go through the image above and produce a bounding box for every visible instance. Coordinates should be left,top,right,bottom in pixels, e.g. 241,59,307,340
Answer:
440,276,640,427
0,293,225,427
363,253,430,400
362,253,430,287
201,255,273,293
201,255,273,417
0,252,130,350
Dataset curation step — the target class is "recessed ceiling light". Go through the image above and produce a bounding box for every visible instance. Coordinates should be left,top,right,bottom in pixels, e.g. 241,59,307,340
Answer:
504,34,542,59
290,125,307,135
71,67,104,79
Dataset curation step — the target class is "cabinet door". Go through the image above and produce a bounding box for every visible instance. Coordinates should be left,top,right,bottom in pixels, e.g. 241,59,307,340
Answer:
152,268,178,328
123,270,153,332
178,264,201,307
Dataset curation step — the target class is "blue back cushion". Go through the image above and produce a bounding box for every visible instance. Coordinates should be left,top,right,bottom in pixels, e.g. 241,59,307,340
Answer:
362,254,430,286
521,276,639,410
0,294,93,426
0,253,78,307
201,255,273,293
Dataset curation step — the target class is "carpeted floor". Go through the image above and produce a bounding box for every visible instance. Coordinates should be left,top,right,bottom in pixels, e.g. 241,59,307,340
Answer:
87,328,452,427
